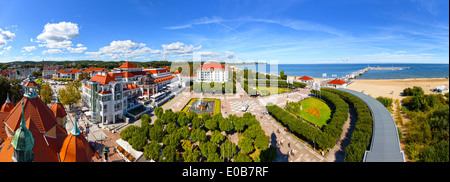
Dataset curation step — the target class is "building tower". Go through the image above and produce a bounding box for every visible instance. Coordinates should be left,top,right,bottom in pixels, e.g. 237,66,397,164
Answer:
51,96,67,128
10,101,34,162
1,93,14,113
23,74,39,98
59,118,93,162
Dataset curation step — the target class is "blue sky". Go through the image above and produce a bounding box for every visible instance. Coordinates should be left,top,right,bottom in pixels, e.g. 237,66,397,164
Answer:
0,0,448,64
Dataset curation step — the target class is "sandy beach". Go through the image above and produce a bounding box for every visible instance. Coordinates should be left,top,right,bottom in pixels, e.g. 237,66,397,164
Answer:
346,78,449,100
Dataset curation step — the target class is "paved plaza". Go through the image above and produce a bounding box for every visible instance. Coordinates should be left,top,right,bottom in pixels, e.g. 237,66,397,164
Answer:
74,82,348,162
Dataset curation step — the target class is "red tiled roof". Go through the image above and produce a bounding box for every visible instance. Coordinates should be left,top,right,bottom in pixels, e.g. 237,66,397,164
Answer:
4,97,58,134
0,112,8,140
83,67,105,73
298,75,313,80
24,81,38,87
98,91,112,95
0,117,60,162
1,102,14,113
57,68,81,74
327,78,347,85
51,102,67,118
116,61,139,69
59,132,93,162
197,63,225,71
90,73,117,86
122,72,135,78
147,69,168,74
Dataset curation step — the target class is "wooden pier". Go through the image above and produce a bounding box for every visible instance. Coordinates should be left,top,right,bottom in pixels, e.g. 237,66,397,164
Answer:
342,66,409,84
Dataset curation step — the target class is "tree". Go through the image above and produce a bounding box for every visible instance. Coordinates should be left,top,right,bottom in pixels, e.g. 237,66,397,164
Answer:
155,107,164,118
9,79,23,104
177,114,190,127
280,70,287,80
77,72,91,81
201,112,211,121
259,145,277,162
129,131,148,151
140,114,151,130
220,139,237,159
199,141,218,159
161,145,179,162
254,134,270,151
187,110,197,121
165,122,178,134
40,83,53,104
183,149,201,162
233,117,246,133
144,141,161,161
177,126,190,140
192,117,204,129
120,125,141,141
58,82,81,109
149,125,164,142
206,153,222,162
210,130,225,144
219,118,234,133
0,77,11,106
190,128,206,142
205,119,218,131
238,137,254,154
162,109,177,123
163,133,181,147
234,152,252,162
32,70,42,78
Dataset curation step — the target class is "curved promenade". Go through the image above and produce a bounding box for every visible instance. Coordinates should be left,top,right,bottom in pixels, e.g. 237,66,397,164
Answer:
338,88,405,162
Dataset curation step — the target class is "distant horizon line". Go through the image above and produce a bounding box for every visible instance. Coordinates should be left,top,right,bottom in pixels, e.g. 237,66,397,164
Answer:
0,60,448,65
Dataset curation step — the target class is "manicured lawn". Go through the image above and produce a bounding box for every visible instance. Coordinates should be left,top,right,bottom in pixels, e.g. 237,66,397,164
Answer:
255,86,292,96
289,97,331,128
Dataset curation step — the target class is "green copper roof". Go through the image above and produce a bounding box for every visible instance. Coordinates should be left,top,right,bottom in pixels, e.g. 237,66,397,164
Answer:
11,101,34,151
56,95,61,104
72,118,81,136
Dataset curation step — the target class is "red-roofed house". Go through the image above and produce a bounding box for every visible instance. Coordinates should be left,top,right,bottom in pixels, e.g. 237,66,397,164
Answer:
83,67,107,78
298,75,314,83
196,62,228,82
327,78,347,88
56,68,81,80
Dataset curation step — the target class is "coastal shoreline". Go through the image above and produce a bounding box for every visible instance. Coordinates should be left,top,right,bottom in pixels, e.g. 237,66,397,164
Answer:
346,77,449,100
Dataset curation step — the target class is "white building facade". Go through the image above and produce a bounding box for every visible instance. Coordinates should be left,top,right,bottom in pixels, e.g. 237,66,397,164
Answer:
196,62,229,83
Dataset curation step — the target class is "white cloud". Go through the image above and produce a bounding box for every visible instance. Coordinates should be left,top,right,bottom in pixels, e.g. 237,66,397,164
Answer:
67,46,87,53
36,22,87,54
37,22,79,42
0,28,16,48
4,46,12,51
22,46,36,52
85,40,159,59
161,42,202,56
197,51,221,57
99,40,145,54
42,49,63,54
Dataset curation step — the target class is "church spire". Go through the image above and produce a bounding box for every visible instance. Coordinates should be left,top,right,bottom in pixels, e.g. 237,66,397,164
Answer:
5,93,11,103
11,101,35,162
72,117,81,136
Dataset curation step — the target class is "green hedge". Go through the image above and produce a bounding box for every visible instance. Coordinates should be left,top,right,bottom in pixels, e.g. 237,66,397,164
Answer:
321,88,373,162
266,104,335,149
311,90,349,140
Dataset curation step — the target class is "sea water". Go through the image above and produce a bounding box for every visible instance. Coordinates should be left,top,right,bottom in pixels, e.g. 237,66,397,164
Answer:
236,63,449,79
